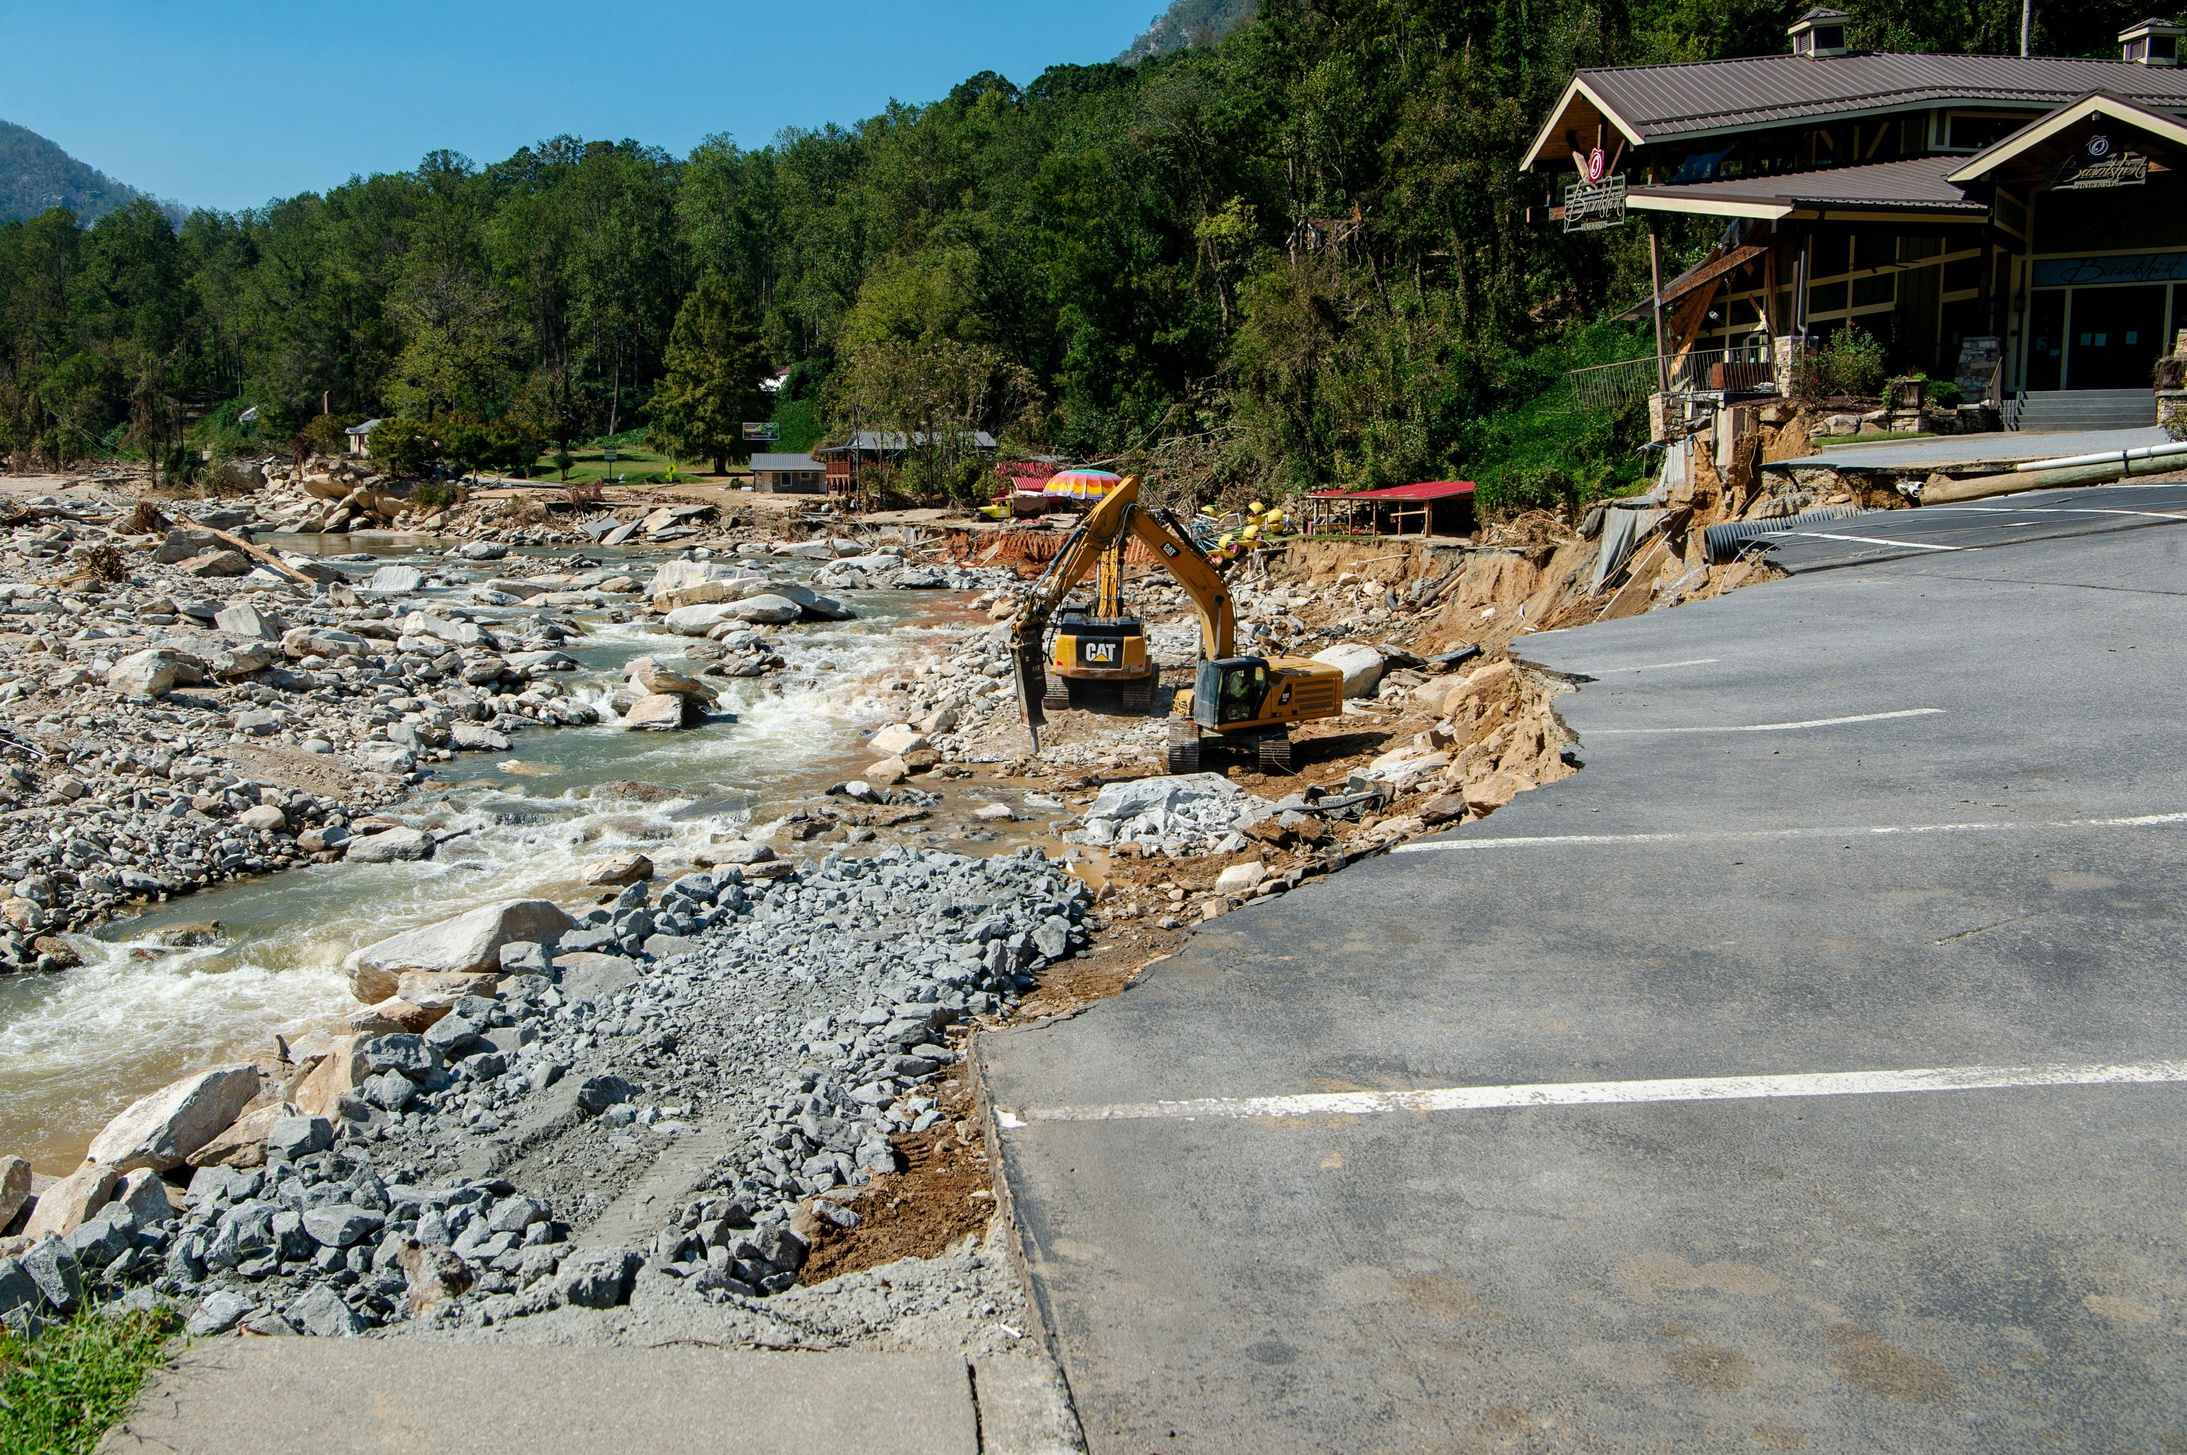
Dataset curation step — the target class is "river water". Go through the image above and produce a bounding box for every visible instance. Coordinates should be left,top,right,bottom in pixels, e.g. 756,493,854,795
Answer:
0,549,976,1173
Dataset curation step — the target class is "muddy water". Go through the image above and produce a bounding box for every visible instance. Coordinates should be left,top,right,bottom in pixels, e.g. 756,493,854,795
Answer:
0,556,978,1173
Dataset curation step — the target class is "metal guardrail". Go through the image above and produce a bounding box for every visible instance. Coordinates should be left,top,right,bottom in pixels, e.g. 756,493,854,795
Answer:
1567,356,1663,409
1669,342,1774,396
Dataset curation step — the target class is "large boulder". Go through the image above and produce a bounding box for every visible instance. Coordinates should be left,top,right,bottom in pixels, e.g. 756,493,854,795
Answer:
180,550,251,578
364,565,425,594
292,1036,371,1119
213,603,287,639
1311,642,1385,698
722,593,801,625
869,723,929,757
662,603,740,637
342,900,577,1003
282,626,374,660
0,1156,29,1230
343,826,434,863
626,658,712,701
83,1064,262,1174
154,528,221,564
106,649,179,699
620,692,690,731
20,1163,119,1239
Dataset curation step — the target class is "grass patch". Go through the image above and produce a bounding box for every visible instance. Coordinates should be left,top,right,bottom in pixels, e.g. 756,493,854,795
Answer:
0,1304,176,1455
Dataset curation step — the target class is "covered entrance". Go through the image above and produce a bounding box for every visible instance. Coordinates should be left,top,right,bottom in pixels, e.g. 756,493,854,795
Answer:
2026,270,2184,391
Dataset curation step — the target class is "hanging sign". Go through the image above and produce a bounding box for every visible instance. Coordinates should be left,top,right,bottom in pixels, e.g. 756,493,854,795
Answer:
2050,134,2149,191
1564,173,1628,232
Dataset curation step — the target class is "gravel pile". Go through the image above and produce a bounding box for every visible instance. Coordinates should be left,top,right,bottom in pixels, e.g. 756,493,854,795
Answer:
0,844,1092,1342
1066,772,1274,855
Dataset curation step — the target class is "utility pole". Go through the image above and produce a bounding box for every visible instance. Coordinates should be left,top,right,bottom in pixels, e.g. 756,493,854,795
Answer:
1648,223,1669,394
2020,0,2031,55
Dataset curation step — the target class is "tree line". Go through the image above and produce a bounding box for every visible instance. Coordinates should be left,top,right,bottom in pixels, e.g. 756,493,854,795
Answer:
0,0,2143,509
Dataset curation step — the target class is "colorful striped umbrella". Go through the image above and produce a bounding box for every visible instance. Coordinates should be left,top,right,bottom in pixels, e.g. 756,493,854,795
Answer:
1042,468,1122,500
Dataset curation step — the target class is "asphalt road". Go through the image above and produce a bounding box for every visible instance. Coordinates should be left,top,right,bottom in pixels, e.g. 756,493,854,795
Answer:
1806,425,2172,471
982,518,2187,1453
1746,477,2187,573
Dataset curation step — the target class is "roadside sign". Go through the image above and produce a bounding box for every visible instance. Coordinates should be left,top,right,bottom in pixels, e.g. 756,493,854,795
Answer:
1564,174,1628,232
742,422,780,442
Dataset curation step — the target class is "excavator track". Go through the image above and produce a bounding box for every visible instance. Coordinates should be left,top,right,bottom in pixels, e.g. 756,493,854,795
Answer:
1166,720,1201,774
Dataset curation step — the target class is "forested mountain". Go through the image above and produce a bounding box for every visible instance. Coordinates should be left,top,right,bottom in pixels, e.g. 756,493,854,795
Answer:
0,120,159,226
0,0,2155,507
1118,0,1259,62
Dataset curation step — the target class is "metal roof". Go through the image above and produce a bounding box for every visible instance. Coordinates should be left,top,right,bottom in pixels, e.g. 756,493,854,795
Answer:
749,453,822,471
1307,481,1477,501
1628,154,1990,218
1526,52,2187,169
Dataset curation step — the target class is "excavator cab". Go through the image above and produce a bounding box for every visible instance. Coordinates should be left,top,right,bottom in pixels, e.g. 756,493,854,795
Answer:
1169,654,1345,774
1195,658,1270,726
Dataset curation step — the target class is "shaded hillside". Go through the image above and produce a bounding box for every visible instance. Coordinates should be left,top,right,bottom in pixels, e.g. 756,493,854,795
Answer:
0,119,153,224
1118,0,1257,61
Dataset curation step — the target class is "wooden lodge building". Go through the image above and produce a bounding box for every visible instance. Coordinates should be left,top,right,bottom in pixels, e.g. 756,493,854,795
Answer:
1527,11,2187,429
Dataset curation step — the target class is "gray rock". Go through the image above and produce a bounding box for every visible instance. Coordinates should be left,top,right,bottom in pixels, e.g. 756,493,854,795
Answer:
575,1074,636,1114
344,827,434,863
487,1196,549,1235
361,1033,440,1080
363,1069,418,1112
555,1247,642,1308
266,1115,333,1160
498,940,549,974
61,1204,136,1269
0,1257,43,1330
423,1014,481,1056
18,1237,84,1315
184,1289,255,1337
364,565,425,594
301,1204,384,1248
288,1281,364,1336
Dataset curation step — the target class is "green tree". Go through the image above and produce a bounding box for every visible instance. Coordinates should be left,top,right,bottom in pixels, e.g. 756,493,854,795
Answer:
647,273,766,474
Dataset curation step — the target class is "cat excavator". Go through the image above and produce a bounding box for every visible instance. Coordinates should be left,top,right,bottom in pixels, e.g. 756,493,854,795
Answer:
1008,475,1343,773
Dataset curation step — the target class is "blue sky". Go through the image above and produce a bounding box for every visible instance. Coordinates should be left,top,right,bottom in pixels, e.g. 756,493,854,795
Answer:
0,1,1163,212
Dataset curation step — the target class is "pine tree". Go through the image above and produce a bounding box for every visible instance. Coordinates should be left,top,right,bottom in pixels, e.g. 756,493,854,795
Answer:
648,273,765,474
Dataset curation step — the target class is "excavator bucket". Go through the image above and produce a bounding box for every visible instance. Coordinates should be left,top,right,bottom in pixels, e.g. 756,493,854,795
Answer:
1012,629,1049,750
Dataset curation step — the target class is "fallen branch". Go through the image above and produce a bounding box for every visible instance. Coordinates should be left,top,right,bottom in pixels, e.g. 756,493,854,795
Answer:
200,526,316,585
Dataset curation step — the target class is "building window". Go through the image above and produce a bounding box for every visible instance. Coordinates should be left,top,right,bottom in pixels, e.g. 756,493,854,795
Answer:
1852,274,1896,309
1935,112,2025,153
1808,280,1849,314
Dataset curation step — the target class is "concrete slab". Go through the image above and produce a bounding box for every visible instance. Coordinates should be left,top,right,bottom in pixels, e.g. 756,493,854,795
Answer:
1803,425,2172,471
100,1344,978,1455
984,523,2187,1452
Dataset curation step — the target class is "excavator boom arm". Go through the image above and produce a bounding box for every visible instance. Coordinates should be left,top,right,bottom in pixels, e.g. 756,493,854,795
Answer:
1132,507,1234,661
1009,476,1141,745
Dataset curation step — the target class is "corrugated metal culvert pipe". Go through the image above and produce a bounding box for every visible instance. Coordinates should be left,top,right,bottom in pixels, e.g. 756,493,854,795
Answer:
1704,505,1863,564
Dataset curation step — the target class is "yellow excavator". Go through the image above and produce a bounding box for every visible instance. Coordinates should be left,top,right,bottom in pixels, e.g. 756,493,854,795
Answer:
1008,475,1344,774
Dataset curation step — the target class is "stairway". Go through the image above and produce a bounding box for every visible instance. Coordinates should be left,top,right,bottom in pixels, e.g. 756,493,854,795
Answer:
2010,389,2157,432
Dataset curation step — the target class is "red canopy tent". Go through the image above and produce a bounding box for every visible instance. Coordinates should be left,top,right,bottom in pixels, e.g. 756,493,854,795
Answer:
1303,480,1475,538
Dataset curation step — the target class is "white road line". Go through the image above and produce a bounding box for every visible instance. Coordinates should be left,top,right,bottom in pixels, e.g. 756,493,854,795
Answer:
1596,657,1720,673
1948,505,2187,523
1587,707,1944,736
998,1059,2187,1127
1388,810,2187,855
1775,531,1964,551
